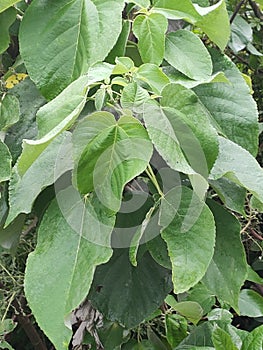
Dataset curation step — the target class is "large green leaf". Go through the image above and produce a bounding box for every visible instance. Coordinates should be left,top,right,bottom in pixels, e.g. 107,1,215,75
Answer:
25,189,114,350
6,132,72,226
202,200,247,312
161,83,218,175
160,186,215,294
210,137,263,203
0,7,16,53
0,141,11,182
195,0,230,51
19,0,124,99
0,94,20,132
165,30,213,81
88,249,172,328
241,325,263,350
133,13,167,66
73,112,153,212
152,0,202,22
194,49,259,156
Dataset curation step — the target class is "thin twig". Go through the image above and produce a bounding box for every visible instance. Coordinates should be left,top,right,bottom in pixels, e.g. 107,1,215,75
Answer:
230,0,248,23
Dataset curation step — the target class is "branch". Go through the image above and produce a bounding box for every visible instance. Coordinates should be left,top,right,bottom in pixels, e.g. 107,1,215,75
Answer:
13,298,48,350
249,0,263,20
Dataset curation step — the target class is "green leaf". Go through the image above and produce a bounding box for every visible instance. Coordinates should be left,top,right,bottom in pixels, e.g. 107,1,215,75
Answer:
195,0,230,51
0,319,17,335
161,83,218,175
74,113,153,212
163,66,229,89
147,234,172,270
160,186,215,294
247,266,263,284
152,0,202,22
209,177,246,215
165,314,188,348
120,82,150,112
239,290,263,317
241,325,263,350
89,249,172,328
165,30,213,81
143,103,194,176
165,296,203,325
0,141,11,182
133,13,168,66
0,0,19,13
0,214,25,252
0,341,14,350
186,283,216,315
0,7,16,54
135,63,170,94
14,75,88,179
4,78,46,162
106,20,130,64
202,200,247,312
6,132,72,226
19,0,124,99
25,188,114,350
36,75,89,141
176,322,214,348
212,327,238,350
194,49,259,156
210,137,263,203
229,15,252,53
0,94,20,131
129,205,156,267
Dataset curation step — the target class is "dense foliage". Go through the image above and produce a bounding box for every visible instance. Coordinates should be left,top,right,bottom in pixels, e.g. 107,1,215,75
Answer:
0,0,263,349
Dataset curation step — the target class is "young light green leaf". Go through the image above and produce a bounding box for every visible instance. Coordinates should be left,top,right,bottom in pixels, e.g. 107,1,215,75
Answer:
74,113,153,212
239,290,263,318
0,94,20,131
160,186,215,294
152,0,202,22
25,188,114,350
6,132,72,226
0,7,16,53
202,200,247,312
195,0,230,51
0,0,19,13
194,49,259,156
0,141,12,182
212,327,239,350
19,0,124,99
88,249,172,328
210,137,263,203
135,63,170,94
165,30,213,81
133,13,168,66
